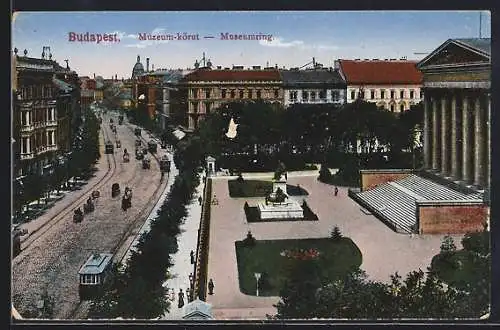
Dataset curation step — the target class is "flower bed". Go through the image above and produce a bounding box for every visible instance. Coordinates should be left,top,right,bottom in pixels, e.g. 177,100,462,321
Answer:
280,248,320,260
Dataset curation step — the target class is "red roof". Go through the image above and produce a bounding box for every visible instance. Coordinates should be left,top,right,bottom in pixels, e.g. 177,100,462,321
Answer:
183,69,281,82
339,60,423,85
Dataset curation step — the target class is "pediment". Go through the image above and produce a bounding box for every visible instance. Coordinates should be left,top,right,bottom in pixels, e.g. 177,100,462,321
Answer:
419,41,489,68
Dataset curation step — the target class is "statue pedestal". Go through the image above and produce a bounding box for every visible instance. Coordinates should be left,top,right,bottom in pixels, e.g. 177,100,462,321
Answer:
257,201,304,220
273,180,287,195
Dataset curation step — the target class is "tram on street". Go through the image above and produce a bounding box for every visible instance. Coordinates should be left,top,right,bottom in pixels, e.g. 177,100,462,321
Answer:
160,155,171,173
105,141,114,154
78,253,114,300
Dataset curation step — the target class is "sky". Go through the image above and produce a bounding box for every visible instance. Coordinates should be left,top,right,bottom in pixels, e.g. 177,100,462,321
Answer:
12,11,491,79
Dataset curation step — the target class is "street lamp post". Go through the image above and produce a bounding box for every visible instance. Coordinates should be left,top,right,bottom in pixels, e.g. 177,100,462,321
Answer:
254,272,261,297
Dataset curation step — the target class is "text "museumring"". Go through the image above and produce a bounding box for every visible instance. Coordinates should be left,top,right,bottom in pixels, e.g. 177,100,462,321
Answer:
137,32,273,42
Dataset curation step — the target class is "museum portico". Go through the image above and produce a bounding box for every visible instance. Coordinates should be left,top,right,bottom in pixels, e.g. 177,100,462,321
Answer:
418,38,491,190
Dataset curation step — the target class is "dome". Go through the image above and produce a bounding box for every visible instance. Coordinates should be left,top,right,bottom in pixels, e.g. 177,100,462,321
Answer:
132,55,145,78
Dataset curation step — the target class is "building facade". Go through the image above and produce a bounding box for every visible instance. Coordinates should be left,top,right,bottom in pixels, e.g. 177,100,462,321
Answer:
180,68,283,131
12,51,59,178
335,59,423,112
280,68,346,107
417,38,491,190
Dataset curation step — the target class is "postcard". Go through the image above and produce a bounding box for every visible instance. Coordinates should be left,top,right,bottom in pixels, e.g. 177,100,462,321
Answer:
11,10,491,321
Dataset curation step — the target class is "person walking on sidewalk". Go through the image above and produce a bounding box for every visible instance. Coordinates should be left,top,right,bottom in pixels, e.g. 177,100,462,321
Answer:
208,279,214,295
334,186,339,196
198,196,202,205
178,289,185,308
190,250,195,264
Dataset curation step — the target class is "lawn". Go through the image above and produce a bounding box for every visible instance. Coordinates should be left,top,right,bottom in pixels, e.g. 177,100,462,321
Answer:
235,237,362,296
228,179,309,198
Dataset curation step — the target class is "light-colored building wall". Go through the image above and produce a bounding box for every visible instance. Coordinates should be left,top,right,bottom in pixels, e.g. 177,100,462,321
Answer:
346,84,422,112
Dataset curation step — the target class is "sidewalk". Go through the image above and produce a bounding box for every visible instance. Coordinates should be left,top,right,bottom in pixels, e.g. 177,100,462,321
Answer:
161,170,206,319
17,130,108,243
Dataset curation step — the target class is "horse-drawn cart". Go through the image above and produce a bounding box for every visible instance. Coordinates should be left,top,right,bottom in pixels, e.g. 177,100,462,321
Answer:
121,187,132,211
142,157,151,169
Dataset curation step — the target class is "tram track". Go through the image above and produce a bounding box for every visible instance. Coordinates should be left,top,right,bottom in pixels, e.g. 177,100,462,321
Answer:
16,118,118,256
68,114,171,319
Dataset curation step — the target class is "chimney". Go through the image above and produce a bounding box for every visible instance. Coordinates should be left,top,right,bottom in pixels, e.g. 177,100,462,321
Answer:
146,58,150,72
93,73,96,79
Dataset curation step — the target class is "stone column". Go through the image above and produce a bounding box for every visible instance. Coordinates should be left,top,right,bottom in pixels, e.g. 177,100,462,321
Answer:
441,96,449,175
423,96,432,169
474,95,485,187
486,93,491,189
462,96,471,183
432,97,440,170
450,93,459,178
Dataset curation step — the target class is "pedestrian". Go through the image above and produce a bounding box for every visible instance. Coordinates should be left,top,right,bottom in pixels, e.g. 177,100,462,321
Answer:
186,287,191,302
334,186,339,196
208,278,214,295
190,250,195,264
189,272,194,285
178,289,185,308
198,196,202,205
170,288,175,302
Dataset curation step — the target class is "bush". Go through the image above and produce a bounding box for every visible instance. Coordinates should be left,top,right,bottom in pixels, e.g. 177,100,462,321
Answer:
331,226,342,241
318,163,332,183
440,235,457,255
243,230,256,247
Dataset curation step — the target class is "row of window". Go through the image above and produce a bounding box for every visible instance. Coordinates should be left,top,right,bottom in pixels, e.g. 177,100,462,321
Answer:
350,89,422,100
20,108,56,126
19,85,54,100
80,274,102,285
19,131,57,154
191,89,280,99
288,90,341,101
190,101,213,114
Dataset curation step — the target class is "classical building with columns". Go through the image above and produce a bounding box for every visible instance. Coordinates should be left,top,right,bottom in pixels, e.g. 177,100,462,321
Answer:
349,38,490,235
417,38,491,191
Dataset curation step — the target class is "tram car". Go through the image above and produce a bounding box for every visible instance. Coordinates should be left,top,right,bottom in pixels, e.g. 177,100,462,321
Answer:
160,155,171,173
111,183,120,198
12,225,28,257
116,140,121,148
148,141,158,154
105,141,114,154
78,253,114,300
134,128,141,136
142,157,151,169
118,115,124,125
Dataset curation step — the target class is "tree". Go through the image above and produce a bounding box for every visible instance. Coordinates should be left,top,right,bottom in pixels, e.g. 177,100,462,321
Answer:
330,226,342,241
318,163,332,183
274,258,322,319
440,235,457,255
